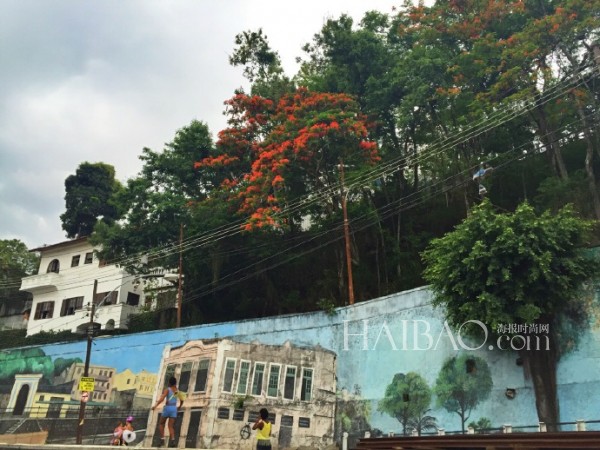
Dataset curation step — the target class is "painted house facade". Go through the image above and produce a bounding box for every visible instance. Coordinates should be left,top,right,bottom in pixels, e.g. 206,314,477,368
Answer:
20,237,174,336
146,339,337,449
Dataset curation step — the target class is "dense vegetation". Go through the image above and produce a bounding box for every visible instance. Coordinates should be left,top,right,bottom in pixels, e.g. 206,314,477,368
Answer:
75,0,600,326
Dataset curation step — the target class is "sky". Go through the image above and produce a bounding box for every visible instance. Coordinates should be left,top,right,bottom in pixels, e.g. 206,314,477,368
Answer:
0,0,401,249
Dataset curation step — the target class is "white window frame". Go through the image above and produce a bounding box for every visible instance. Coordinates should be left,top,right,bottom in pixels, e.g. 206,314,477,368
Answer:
250,361,266,397
300,367,313,401
266,363,281,398
283,365,297,400
222,358,237,393
194,358,210,393
236,359,251,395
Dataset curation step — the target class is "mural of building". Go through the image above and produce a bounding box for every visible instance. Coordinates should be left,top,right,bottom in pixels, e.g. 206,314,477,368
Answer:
57,362,116,404
29,383,73,419
113,368,157,410
2,285,600,448
145,339,336,449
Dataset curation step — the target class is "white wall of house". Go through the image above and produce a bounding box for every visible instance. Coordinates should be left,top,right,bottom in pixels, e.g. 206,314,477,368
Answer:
20,237,164,337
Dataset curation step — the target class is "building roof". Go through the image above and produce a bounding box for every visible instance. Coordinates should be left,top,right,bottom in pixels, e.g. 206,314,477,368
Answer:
29,236,89,253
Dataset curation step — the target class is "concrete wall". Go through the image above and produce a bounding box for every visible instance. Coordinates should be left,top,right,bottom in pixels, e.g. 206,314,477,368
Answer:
2,285,600,448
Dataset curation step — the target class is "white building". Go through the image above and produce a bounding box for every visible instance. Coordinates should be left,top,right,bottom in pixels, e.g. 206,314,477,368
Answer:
20,237,175,336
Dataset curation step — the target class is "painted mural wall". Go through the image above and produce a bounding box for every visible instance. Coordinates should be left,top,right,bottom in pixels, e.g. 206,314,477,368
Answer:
2,285,600,449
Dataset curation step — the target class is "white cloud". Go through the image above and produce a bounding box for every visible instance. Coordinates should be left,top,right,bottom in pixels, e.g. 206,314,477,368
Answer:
0,0,400,248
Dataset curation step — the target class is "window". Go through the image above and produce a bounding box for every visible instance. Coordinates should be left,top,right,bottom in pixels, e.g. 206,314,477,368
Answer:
232,409,245,421
223,359,236,393
126,292,140,306
71,255,80,267
95,291,117,305
300,368,313,401
163,364,176,389
281,415,293,426
194,359,210,392
47,259,60,274
267,364,281,398
34,301,54,319
179,362,192,393
298,417,311,428
236,360,251,395
60,296,83,316
84,252,93,264
283,366,296,400
251,363,265,396
217,407,230,419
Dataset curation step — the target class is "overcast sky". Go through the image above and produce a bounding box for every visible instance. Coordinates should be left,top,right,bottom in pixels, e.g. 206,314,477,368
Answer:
0,0,401,249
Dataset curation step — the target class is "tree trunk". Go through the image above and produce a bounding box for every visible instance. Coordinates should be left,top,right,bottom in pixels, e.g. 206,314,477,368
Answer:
575,103,600,220
531,97,569,180
520,330,560,430
559,44,600,219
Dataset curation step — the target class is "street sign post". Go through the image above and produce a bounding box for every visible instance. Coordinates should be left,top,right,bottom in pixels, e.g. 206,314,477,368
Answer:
81,391,89,403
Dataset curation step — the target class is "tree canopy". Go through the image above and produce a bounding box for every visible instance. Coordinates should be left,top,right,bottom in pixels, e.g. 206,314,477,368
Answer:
88,0,599,326
423,200,599,428
60,162,123,238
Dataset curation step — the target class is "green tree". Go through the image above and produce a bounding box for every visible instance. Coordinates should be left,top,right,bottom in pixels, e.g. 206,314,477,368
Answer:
0,239,38,276
60,162,123,238
92,120,216,325
0,239,39,319
423,200,599,429
378,372,432,436
229,28,294,100
434,354,493,433
93,120,214,270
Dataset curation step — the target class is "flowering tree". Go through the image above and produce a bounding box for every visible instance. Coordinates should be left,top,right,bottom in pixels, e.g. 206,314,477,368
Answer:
196,87,379,230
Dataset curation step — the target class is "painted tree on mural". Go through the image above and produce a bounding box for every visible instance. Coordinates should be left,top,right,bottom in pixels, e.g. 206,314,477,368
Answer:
423,200,599,430
0,349,53,383
337,385,373,443
434,354,492,433
378,372,433,436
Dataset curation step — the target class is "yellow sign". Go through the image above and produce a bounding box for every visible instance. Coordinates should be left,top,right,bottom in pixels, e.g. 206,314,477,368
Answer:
79,377,95,392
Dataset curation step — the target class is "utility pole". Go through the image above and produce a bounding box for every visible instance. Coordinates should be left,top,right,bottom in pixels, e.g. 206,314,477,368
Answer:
76,279,97,445
340,160,355,305
176,223,183,327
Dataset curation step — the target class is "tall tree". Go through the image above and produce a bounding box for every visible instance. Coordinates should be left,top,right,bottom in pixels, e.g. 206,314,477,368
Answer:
92,121,220,326
60,162,123,238
0,239,39,314
229,28,295,100
196,88,379,303
0,239,38,276
434,354,493,433
423,200,599,429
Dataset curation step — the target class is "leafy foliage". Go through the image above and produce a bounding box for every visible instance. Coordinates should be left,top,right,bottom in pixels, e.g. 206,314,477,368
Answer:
422,200,598,340
0,239,39,276
423,200,598,427
87,1,600,325
60,162,123,238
